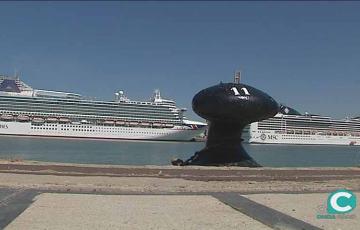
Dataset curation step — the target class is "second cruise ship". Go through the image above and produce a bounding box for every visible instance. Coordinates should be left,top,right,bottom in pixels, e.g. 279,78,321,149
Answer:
0,75,206,141
245,105,360,146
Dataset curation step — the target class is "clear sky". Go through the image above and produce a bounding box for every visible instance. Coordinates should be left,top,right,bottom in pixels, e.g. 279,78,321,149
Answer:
0,2,359,120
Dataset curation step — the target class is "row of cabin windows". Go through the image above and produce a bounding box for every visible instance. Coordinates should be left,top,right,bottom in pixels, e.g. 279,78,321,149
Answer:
0,98,176,111
31,124,170,132
282,137,316,140
0,97,174,109
0,100,176,111
31,127,57,130
0,111,181,124
0,106,178,119
30,126,167,135
0,104,177,116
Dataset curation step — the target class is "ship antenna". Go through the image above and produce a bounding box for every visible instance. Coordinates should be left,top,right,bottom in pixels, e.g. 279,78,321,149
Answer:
234,70,241,84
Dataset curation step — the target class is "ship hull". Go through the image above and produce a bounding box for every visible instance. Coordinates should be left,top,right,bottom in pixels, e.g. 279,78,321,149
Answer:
0,121,205,141
243,112,360,146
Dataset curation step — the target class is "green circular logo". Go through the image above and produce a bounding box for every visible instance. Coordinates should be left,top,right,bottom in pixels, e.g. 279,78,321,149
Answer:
327,189,357,214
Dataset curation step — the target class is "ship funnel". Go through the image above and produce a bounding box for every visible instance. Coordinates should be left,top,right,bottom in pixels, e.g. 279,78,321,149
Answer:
154,89,161,99
153,89,162,102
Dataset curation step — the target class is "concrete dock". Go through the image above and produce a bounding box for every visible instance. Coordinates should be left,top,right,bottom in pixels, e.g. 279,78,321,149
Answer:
0,160,359,229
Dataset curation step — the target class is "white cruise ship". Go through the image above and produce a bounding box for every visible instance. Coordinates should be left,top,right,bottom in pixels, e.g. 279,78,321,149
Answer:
245,105,360,146
0,75,206,141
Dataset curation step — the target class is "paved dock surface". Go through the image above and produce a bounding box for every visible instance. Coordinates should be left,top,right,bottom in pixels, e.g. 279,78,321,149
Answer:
4,193,271,230
2,188,358,230
0,161,359,229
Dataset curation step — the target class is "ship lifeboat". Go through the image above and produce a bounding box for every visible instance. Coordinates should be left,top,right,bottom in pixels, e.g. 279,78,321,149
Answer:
129,121,139,127
152,123,162,128
294,130,302,135
115,120,125,126
81,119,90,124
17,115,30,122
103,120,115,126
59,118,71,123
286,130,294,134
46,117,58,123
32,117,45,123
0,114,14,121
165,124,174,128
139,122,150,127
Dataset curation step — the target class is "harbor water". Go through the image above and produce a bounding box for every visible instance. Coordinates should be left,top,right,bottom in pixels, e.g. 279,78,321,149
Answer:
0,136,359,167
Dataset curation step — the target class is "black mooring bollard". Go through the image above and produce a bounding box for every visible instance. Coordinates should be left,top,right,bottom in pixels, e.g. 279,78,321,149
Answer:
172,82,279,167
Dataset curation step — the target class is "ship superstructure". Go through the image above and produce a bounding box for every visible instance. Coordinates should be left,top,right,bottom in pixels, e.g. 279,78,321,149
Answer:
0,75,206,141
245,105,360,145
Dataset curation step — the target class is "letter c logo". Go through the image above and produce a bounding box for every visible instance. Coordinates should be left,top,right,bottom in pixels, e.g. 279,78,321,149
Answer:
327,190,356,214
330,192,352,212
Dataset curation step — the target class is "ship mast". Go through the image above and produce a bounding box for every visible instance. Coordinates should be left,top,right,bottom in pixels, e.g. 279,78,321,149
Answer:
234,70,241,84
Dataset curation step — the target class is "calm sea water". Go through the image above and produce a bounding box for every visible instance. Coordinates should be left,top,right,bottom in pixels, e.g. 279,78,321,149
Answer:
0,136,359,167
